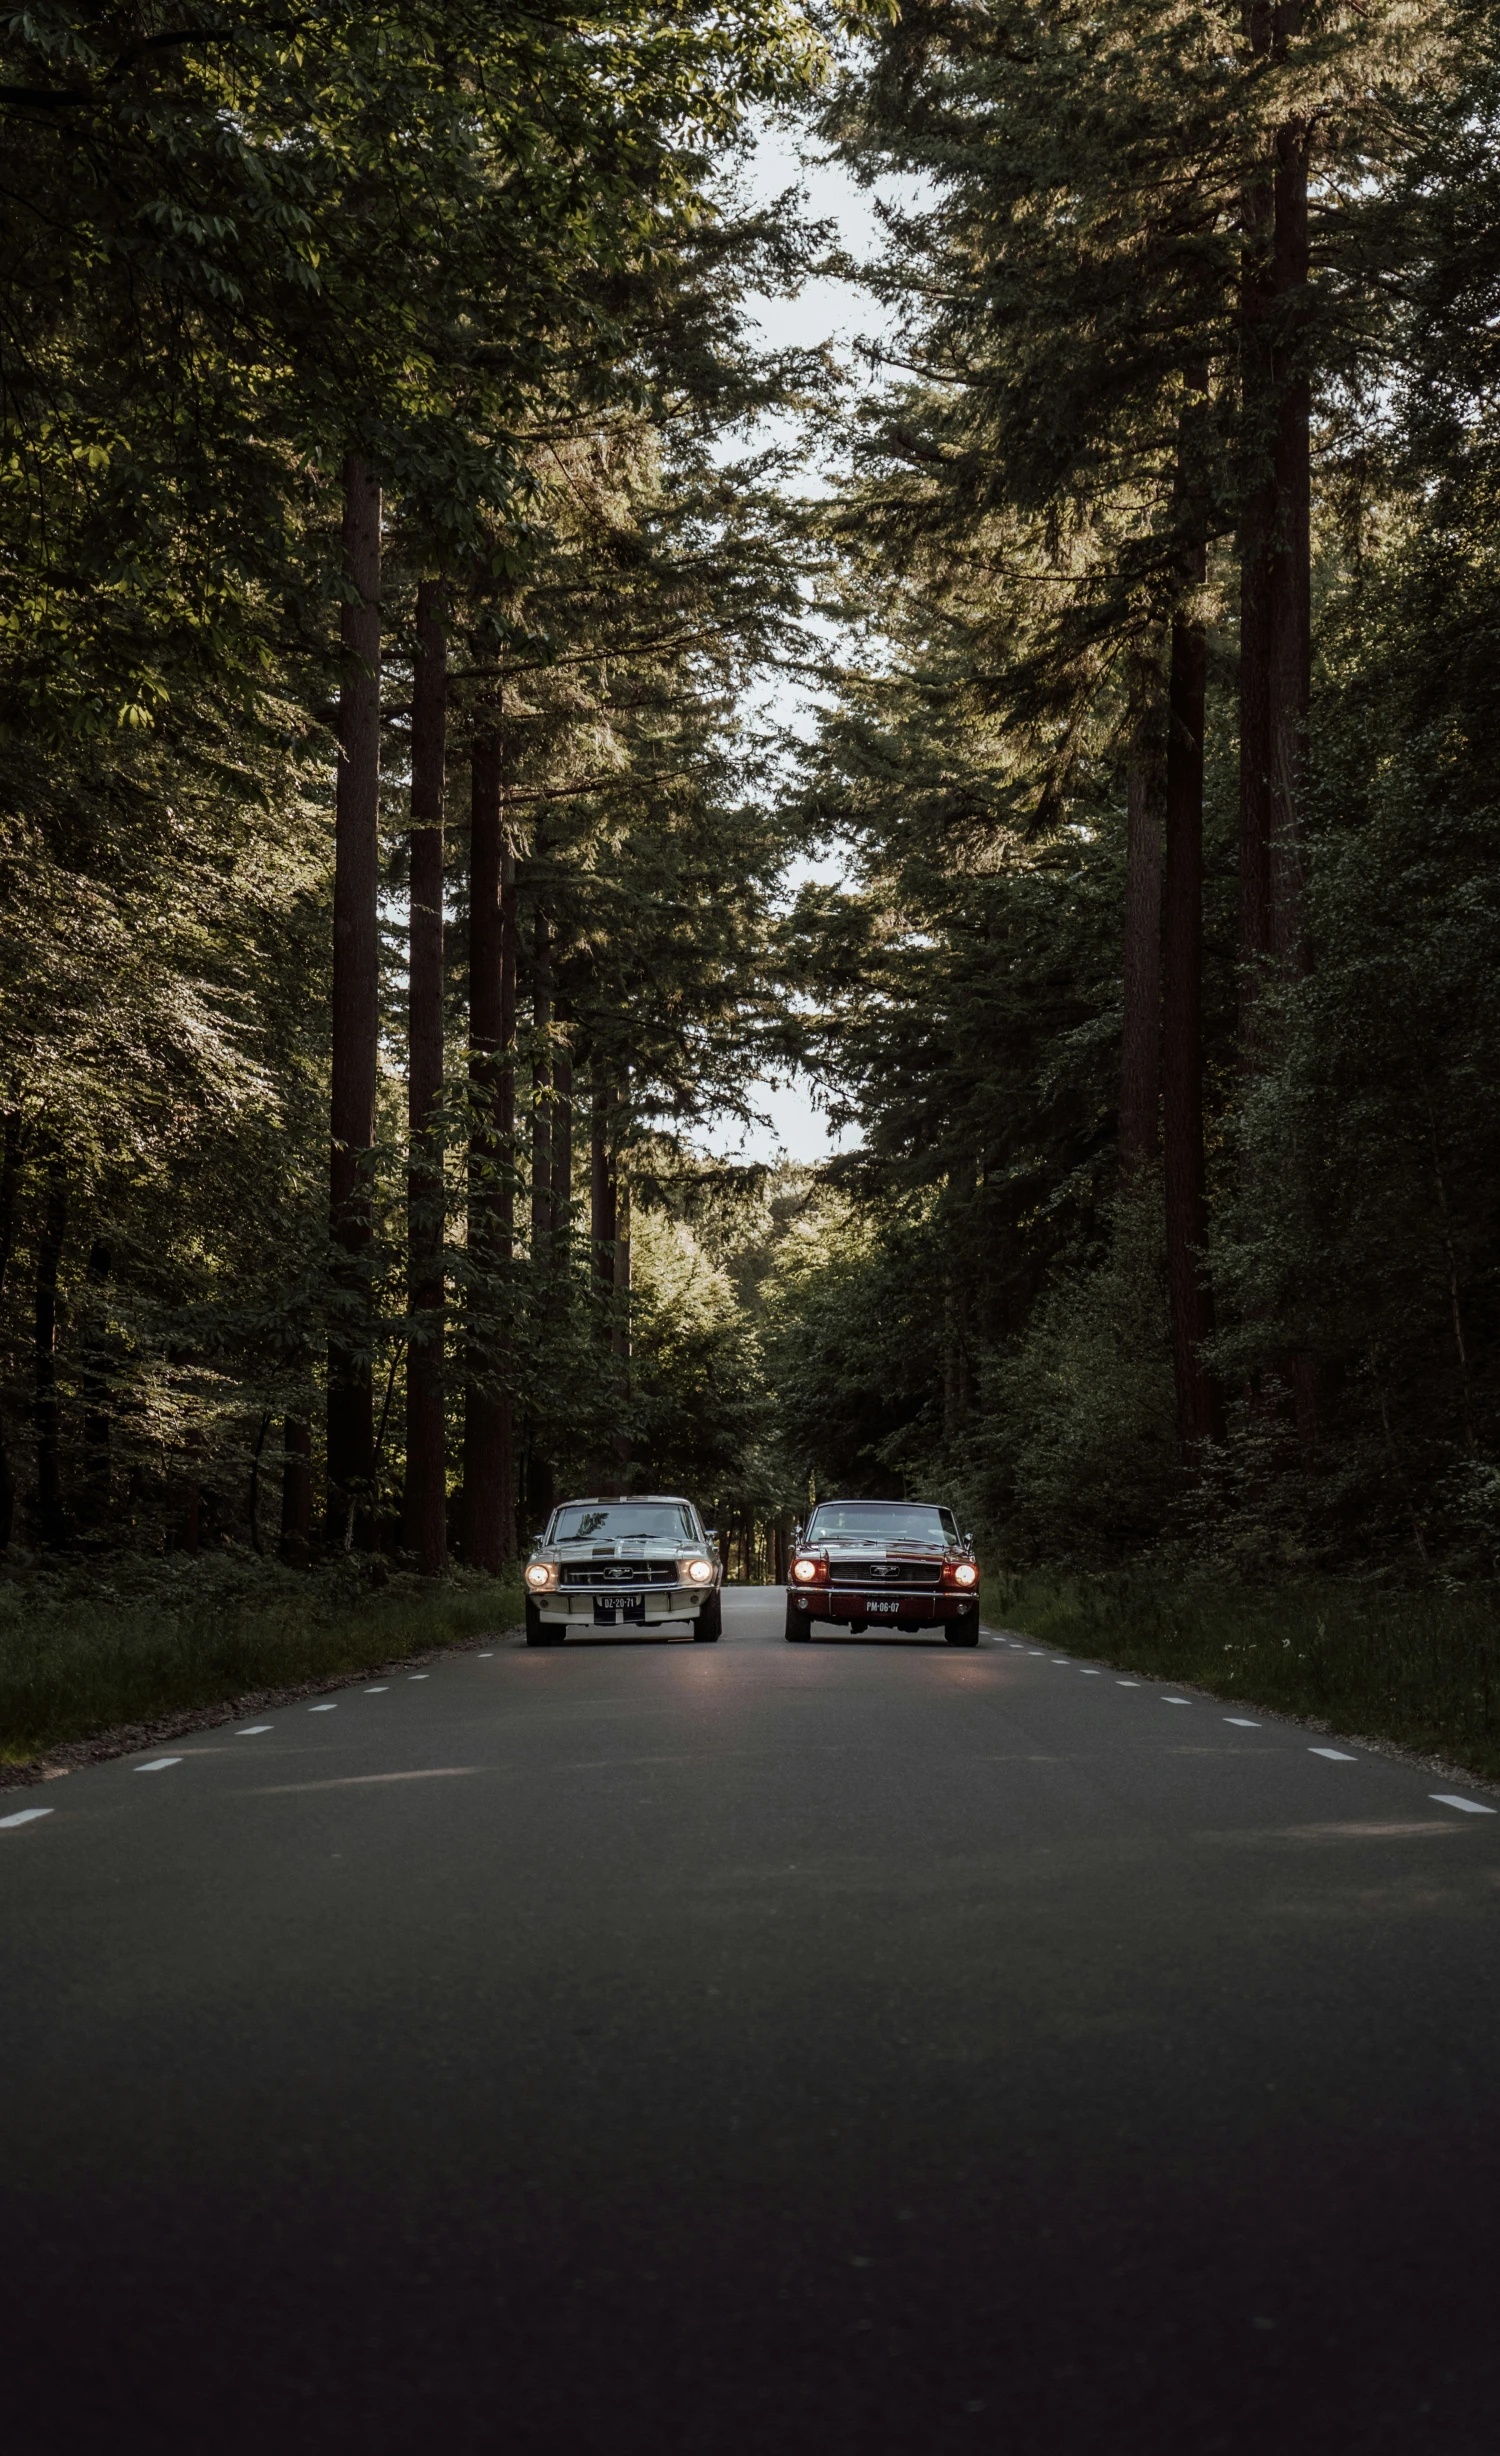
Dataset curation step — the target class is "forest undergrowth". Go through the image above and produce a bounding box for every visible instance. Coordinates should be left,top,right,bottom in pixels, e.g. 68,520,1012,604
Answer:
991,1568,1500,1787
0,1557,523,1765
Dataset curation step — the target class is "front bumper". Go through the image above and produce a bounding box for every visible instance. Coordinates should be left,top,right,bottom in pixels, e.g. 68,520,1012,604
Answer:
534,1584,711,1623
787,1585,978,1627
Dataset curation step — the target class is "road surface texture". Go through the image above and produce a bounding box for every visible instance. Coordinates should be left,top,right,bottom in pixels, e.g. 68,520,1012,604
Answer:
4,1586,1499,2455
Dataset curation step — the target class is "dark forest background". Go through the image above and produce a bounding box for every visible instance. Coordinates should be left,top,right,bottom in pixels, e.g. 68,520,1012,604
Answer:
5,0,1500,1630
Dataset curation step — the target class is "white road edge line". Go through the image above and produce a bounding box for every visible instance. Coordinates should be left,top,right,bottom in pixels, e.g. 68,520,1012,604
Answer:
135,1757,182,1773
1309,1747,1357,1761
1431,1793,1497,1816
1,1805,53,1829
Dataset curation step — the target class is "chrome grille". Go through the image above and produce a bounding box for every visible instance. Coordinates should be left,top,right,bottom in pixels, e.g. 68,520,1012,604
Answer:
559,1560,677,1588
829,1560,944,1587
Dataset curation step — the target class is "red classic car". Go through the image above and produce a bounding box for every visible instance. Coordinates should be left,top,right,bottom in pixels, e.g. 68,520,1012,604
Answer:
784,1499,981,1645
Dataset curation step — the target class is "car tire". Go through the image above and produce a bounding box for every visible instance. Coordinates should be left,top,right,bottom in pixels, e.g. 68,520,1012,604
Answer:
785,1599,810,1640
945,1607,980,1647
525,1598,562,1647
694,1591,722,1642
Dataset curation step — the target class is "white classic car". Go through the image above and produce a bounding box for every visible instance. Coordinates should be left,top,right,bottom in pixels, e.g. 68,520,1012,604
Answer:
523,1495,723,1646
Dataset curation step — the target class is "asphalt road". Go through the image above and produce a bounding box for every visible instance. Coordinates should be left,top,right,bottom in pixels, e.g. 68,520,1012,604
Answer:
4,1587,1500,2455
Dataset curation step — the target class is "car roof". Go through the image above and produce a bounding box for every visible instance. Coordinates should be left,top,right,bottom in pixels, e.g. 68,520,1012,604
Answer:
553,1494,697,1509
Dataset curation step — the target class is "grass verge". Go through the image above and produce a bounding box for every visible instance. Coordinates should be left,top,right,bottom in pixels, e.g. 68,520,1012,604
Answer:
990,1567,1500,1787
0,1552,525,1766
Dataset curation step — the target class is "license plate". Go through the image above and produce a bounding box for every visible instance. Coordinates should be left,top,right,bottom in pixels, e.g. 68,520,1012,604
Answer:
594,1592,645,1625
865,1597,901,1615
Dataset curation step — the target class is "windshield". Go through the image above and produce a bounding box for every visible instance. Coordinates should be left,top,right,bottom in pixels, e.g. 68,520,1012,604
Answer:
806,1503,959,1543
550,1503,698,1544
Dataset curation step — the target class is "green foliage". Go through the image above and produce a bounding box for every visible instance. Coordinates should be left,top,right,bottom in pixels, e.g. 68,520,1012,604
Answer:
992,1567,1500,1785
980,1184,1178,1561
0,1553,523,1760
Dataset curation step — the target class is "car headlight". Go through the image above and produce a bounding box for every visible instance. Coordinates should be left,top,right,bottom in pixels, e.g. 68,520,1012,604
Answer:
953,1562,978,1587
525,1561,557,1591
681,1557,715,1584
791,1557,818,1583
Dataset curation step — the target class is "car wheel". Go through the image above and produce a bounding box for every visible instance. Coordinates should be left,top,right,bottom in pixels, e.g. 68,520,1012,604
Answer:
525,1598,562,1647
784,1599,810,1641
945,1607,980,1647
694,1591,722,1642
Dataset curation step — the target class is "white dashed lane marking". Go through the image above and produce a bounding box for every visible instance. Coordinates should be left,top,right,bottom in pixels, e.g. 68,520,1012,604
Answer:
1163,1697,1192,1707
236,1725,272,1737
1225,1717,1261,1728
1,1805,53,1829
409,1674,429,1682
135,1758,181,1774
308,1703,337,1714
1431,1793,1497,1816
1310,1747,1357,1762
1117,1679,1140,1687
1080,1669,1102,1676
478,1652,493,1658
365,1685,388,1693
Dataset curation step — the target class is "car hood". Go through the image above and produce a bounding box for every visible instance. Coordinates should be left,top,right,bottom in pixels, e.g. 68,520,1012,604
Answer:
815,1539,953,1561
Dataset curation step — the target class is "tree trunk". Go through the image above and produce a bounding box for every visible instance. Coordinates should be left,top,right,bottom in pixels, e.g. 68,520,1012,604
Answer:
553,1048,573,1276
0,1110,24,1546
280,1418,312,1565
247,1411,270,1555
527,901,556,1520
1238,0,1276,1049
591,1075,617,1315
1119,668,1164,1177
463,728,514,1571
611,1167,632,1480
327,452,382,1547
589,1074,619,1491
531,904,552,1259
1161,550,1222,1453
33,1144,67,1544
1269,96,1311,976
79,1237,112,1526
403,577,448,1575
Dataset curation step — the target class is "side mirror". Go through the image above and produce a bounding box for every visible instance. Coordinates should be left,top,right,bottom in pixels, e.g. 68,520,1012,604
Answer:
791,1522,803,1546
964,1532,974,1552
